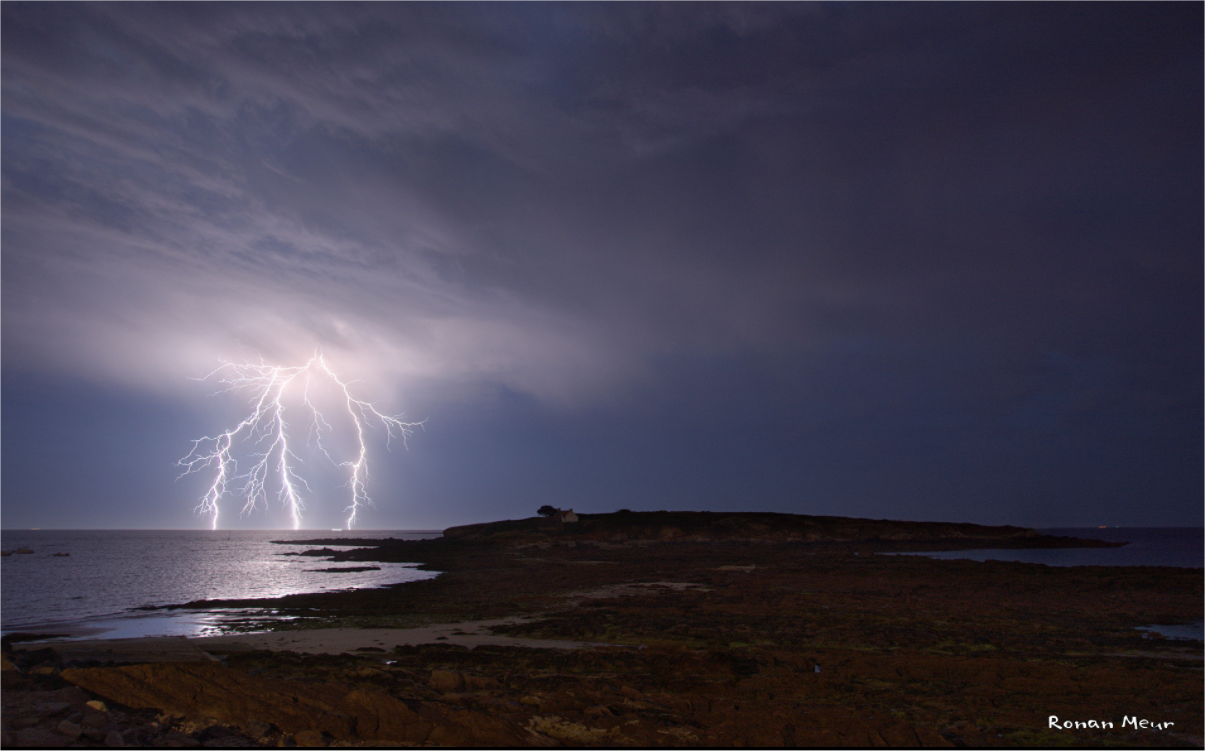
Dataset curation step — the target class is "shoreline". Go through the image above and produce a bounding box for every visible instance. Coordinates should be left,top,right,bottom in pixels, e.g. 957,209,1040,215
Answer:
11,619,615,662
4,524,1197,646
4,514,1201,748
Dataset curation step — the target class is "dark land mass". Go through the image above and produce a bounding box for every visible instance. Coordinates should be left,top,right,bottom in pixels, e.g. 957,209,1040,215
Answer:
441,511,1127,549
4,512,1201,747
303,566,383,574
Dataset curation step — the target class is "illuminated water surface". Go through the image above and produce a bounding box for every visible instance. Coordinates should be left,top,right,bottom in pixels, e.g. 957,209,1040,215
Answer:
0,529,439,639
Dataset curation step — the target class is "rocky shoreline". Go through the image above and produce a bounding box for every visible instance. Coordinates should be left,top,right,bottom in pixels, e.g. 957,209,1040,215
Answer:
3,512,1200,747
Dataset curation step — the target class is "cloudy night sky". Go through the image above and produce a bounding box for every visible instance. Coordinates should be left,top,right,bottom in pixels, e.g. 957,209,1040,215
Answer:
2,3,1201,531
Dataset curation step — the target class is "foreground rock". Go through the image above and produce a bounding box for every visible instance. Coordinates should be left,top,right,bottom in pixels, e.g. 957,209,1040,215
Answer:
55,647,961,747
61,662,537,747
35,637,1202,748
0,666,256,749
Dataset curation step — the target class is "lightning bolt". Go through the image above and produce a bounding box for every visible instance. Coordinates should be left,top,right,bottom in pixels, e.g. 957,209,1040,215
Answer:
178,354,421,530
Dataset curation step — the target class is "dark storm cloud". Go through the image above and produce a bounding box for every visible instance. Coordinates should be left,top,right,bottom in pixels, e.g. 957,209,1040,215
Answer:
3,2,832,398
2,3,1200,527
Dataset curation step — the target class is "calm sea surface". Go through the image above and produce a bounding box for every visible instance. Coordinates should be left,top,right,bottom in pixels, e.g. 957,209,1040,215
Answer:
888,527,1203,569
889,527,1204,642
0,529,439,639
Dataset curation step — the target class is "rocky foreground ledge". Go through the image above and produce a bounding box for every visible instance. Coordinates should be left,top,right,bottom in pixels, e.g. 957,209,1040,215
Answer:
4,512,1200,748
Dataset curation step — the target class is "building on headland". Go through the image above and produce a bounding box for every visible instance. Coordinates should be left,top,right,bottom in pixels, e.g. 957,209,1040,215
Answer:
537,507,579,526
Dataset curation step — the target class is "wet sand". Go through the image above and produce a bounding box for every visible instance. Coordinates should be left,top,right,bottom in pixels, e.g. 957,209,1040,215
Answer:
19,618,609,664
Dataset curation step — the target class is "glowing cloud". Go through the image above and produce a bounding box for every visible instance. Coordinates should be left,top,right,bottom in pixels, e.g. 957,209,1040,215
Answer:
178,354,421,529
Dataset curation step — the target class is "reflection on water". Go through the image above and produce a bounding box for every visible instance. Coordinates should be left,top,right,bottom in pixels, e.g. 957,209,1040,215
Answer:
21,609,310,641
1,529,440,637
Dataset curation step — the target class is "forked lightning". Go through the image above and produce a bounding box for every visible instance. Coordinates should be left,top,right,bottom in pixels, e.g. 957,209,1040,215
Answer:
178,354,420,529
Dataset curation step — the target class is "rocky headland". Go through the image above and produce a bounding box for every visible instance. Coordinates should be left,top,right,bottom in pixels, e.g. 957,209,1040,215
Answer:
4,512,1200,747
439,510,1125,548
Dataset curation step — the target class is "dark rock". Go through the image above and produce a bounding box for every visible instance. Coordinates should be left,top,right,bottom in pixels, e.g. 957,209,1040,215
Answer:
429,669,464,692
239,719,273,738
12,728,71,747
61,662,532,746
56,719,82,740
82,710,110,728
48,685,90,706
341,688,432,744
731,658,760,677
304,566,381,573
463,674,502,690
292,729,326,747
63,664,356,740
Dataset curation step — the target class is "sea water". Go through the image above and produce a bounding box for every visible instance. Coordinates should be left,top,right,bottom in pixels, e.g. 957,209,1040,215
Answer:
0,529,440,639
885,527,1204,643
886,527,1203,569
